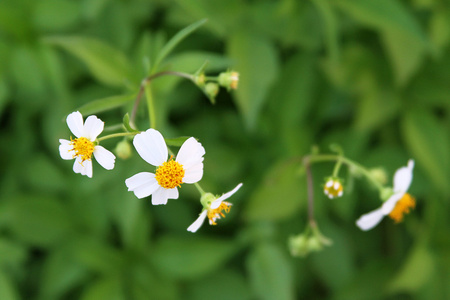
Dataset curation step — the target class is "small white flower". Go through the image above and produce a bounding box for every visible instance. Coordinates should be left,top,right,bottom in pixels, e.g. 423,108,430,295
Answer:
187,183,243,233
125,129,205,205
356,160,415,231
59,111,116,178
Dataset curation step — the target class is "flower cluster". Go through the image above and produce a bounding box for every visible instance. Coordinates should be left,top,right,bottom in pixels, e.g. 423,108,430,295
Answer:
59,112,242,232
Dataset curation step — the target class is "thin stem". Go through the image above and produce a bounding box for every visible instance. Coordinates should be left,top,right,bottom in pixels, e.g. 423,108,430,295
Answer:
97,132,139,142
332,156,343,177
303,156,316,225
145,84,156,129
194,182,206,196
130,71,194,125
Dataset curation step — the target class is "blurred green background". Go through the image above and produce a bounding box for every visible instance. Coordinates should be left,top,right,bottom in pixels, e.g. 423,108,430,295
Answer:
1,0,449,299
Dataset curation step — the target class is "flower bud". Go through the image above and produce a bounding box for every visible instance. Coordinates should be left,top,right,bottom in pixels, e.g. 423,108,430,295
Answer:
369,168,388,185
205,82,219,99
289,234,309,257
323,177,344,199
218,71,239,90
115,139,132,159
194,73,205,86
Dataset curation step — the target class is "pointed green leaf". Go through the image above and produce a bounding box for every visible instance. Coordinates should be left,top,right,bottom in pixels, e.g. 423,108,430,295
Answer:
77,93,136,116
153,19,208,71
227,31,279,130
401,110,450,194
122,113,139,133
44,36,132,87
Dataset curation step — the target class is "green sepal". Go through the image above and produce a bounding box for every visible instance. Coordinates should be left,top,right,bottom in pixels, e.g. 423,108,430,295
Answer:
122,113,139,133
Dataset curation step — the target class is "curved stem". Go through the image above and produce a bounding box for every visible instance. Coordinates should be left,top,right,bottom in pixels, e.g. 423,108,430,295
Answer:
194,182,206,196
97,132,139,142
303,156,316,225
130,71,194,125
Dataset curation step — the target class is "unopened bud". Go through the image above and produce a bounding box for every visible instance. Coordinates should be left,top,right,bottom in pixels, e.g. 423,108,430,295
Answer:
205,82,219,98
115,139,132,159
218,71,239,90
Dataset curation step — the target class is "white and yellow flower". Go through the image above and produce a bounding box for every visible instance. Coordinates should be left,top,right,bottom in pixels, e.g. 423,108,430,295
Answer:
125,129,205,205
59,111,116,178
187,183,243,233
356,160,415,231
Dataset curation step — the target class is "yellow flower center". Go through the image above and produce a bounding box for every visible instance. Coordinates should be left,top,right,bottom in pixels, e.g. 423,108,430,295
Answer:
389,193,416,223
324,180,343,199
155,157,185,189
207,202,231,225
70,137,94,162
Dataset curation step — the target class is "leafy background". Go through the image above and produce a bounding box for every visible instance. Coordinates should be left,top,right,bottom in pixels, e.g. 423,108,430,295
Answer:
1,0,449,299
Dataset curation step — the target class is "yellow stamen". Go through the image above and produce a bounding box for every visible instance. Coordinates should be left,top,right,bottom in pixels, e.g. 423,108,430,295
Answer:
324,180,343,199
207,202,231,225
389,193,416,223
155,156,185,189
70,137,95,162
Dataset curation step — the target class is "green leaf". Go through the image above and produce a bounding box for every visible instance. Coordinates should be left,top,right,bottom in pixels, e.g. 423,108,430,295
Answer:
381,30,426,86
335,0,427,44
227,31,278,130
153,19,208,71
388,242,435,293
165,136,191,147
151,235,237,279
401,110,450,194
81,277,125,300
0,270,19,300
166,51,232,73
246,243,294,300
77,93,136,116
243,158,305,221
5,195,74,247
44,36,132,87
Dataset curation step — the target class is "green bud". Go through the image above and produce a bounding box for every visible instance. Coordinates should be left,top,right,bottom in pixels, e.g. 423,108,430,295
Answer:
218,71,239,90
115,139,132,159
194,73,205,86
307,236,323,252
205,82,219,99
288,234,309,257
369,168,388,185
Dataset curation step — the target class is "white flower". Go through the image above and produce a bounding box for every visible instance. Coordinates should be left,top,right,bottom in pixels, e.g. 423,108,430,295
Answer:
125,129,205,205
356,160,415,231
59,111,116,178
187,183,243,233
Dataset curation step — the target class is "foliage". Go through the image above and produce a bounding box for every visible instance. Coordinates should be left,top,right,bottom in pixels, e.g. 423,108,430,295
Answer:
0,0,449,299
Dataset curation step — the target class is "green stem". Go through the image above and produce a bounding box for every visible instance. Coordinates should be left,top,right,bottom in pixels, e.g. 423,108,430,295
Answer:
194,182,206,196
97,132,139,142
307,154,384,192
145,84,156,129
332,156,343,177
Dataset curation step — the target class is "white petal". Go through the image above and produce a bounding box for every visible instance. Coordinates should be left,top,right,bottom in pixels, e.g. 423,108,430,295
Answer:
393,159,414,193
381,192,404,215
182,163,204,184
151,188,170,205
356,208,385,231
166,187,179,200
66,111,84,138
125,172,159,199
176,137,205,170
211,183,243,209
133,129,167,166
59,139,74,160
187,210,208,233
83,115,104,141
93,145,115,170
73,157,93,178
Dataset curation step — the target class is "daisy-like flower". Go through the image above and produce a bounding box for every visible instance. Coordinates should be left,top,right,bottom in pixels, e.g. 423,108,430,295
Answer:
324,178,343,199
356,160,415,231
125,129,205,205
187,183,243,233
59,111,116,178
